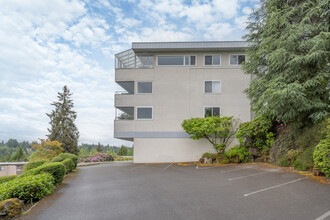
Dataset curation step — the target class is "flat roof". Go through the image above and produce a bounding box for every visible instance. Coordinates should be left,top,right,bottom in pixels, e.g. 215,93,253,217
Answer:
132,41,248,52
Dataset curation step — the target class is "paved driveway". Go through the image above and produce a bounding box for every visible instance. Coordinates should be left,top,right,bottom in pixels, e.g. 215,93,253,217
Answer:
20,162,330,220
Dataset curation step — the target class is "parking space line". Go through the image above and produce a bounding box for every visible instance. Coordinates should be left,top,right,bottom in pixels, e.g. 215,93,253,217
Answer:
220,167,249,173
229,171,269,181
244,177,308,197
196,166,214,169
164,163,173,170
315,210,330,220
129,164,145,171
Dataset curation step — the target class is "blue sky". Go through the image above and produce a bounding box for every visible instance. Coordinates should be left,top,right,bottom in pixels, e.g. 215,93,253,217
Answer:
0,0,259,146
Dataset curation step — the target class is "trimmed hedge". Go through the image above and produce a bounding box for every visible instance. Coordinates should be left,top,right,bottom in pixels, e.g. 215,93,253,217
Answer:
21,162,66,185
62,158,75,174
225,146,251,163
0,174,55,203
52,153,78,169
22,160,48,173
0,175,17,184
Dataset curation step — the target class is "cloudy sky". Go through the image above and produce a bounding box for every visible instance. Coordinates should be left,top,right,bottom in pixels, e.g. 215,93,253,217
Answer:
0,0,259,146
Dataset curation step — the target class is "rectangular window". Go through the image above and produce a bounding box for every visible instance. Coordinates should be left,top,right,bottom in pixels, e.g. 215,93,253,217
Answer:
137,82,152,94
158,55,196,66
205,55,220,66
137,107,153,120
230,55,245,65
0,166,5,171
204,107,221,117
205,81,221,93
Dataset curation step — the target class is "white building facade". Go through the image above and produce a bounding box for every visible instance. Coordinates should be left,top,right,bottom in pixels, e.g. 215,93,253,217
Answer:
114,41,251,163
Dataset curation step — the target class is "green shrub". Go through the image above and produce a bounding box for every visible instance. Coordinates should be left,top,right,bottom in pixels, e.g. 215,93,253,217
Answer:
278,154,290,167
62,158,75,174
293,147,314,171
236,116,274,151
313,119,330,178
21,162,66,185
52,153,78,168
287,149,302,166
22,160,48,173
313,139,330,178
0,175,17,184
225,146,251,163
0,174,55,203
51,156,64,163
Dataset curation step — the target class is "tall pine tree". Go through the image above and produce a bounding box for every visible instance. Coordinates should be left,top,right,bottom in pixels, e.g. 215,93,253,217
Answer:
243,0,329,128
47,86,79,155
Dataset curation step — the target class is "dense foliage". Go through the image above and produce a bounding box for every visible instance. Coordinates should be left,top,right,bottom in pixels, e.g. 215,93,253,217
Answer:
243,0,329,127
22,160,48,173
236,116,274,151
313,119,330,177
21,162,66,185
0,175,17,184
47,86,79,155
62,158,75,174
117,145,128,156
30,140,63,161
0,139,30,162
225,146,251,163
182,116,239,153
52,153,78,168
79,152,114,163
0,174,55,203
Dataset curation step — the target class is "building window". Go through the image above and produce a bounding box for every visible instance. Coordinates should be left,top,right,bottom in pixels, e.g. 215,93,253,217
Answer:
158,55,196,66
230,55,245,65
137,82,152,94
137,107,153,120
205,81,221,93
204,107,221,117
205,55,220,65
0,166,5,171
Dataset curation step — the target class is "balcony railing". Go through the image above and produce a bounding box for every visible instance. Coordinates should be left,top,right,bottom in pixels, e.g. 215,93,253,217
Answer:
115,107,134,120
115,49,153,69
115,91,133,95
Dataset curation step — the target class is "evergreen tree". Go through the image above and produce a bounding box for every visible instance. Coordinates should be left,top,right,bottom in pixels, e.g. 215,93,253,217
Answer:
118,145,128,156
11,147,26,161
96,143,102,152
47,86,79,155
243,0,329,128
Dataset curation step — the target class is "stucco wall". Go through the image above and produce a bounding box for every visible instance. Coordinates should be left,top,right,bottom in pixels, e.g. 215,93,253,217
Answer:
133,138,239,163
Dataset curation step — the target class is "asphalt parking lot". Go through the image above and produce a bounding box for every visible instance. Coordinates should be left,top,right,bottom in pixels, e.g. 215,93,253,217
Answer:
20,162,330,220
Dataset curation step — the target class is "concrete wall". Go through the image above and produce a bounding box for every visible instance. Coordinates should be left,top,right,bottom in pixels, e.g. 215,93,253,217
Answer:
133,138,239,163
0,165,18,177
133,138,215,163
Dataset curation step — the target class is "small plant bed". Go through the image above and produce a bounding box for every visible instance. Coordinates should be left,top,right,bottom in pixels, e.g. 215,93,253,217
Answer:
79,152,114,163
115,156,133,161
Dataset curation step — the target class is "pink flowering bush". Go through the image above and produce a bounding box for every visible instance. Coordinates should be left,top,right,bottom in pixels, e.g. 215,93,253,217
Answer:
79,152,114,163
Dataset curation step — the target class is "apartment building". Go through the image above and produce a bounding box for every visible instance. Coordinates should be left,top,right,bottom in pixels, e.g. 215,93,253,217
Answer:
114,41,251,163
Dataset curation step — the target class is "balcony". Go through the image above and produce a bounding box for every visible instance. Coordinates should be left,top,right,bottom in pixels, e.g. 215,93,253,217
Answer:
115,49,153,69
115,107,134,120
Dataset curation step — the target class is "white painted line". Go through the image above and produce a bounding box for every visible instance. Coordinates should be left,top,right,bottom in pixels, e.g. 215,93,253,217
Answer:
244,177,308,197
164,163,173,170
229,171,269,181
221,167,249,173
129,164,146,171
315,210,330,220
196,166,214,170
